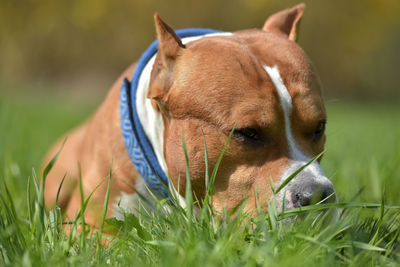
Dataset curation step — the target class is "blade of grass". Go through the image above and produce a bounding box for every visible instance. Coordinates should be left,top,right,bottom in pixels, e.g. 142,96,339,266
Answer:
200,128,210,221
255,189,269,240
31,169,40,199
274,151,324,194
267,197,277,232
295,233,349,262
1,181,26,249
200,128,210,193
78,163,87,248
41,138,67,211
384,228,400,257
278,202,400,220
55,173,67,208
201,124,236,220
27,175,32,224
97,163,113,254
351,241,386,252
182,131,193,219
369,188,385,246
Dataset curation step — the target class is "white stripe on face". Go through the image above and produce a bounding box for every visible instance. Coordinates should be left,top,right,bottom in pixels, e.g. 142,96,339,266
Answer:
263,65,335,207
264,66,306,161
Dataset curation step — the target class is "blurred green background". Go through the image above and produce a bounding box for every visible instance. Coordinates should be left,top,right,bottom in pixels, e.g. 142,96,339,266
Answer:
1,0,399,100
0,0,399,205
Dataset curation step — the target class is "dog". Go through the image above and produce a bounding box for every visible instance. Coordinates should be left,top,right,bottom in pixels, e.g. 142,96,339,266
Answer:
44,3,336,227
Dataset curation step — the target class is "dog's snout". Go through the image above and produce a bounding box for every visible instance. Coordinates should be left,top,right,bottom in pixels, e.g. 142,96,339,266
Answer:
289,179,336,208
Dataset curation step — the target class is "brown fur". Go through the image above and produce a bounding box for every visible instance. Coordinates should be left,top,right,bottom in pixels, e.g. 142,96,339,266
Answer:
44,4,326,226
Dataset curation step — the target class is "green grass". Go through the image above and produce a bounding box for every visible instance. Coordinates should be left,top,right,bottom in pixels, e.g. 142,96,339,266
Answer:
1,89,400,266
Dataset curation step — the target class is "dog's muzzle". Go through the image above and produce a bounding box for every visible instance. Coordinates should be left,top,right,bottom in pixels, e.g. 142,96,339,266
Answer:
279,161,337,210
287,176,336,207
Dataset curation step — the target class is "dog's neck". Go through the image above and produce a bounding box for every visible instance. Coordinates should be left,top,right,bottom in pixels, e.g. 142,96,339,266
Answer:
136,33,233,177
121,30,232,201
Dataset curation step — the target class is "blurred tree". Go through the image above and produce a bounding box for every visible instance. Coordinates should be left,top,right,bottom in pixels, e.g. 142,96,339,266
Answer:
0,0,399,100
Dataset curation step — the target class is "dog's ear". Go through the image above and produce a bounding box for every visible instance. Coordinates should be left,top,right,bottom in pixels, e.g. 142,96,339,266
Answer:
154,13,185,67
262,3,305,42
148,14,185,103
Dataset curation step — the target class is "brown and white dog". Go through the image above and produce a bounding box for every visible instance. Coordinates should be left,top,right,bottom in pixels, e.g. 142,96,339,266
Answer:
44,3,336,227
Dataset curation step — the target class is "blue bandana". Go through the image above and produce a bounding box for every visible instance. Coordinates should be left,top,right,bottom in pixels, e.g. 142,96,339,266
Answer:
120,28,222,198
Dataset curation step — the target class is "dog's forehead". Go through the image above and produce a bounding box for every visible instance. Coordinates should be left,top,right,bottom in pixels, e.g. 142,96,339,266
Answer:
170,38,276,125
169,31,324,127
181,31,321,95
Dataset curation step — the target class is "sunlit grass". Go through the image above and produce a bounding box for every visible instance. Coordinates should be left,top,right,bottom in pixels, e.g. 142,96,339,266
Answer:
1,90,400,266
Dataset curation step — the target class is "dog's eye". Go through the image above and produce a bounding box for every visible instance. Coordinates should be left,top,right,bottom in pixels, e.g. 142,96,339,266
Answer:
233,127,260,142
313,121,326,141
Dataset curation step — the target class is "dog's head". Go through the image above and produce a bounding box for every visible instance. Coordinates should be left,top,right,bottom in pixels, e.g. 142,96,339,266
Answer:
148,4,336,213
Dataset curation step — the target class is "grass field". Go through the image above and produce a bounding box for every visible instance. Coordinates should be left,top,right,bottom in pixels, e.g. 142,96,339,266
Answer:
1,88,400,266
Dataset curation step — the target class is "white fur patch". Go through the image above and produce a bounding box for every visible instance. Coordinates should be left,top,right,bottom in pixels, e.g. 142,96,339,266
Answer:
113,176,161,219
113,192,138,220
264,66,306,161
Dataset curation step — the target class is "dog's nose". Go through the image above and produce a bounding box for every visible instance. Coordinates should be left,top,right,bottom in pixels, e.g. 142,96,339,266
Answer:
289,179,336,207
